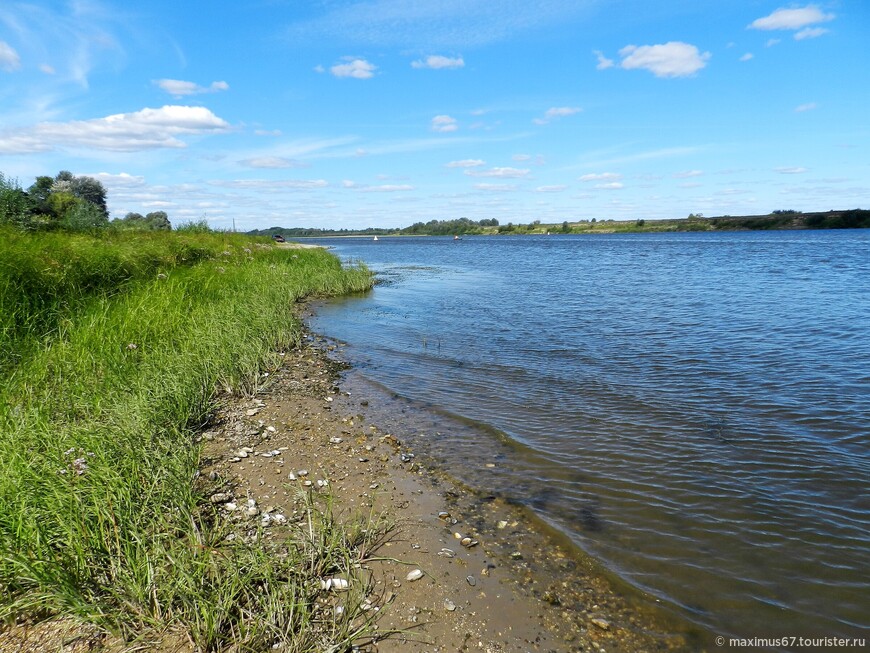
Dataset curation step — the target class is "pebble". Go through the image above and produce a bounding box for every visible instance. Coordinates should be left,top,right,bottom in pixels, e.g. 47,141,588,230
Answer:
320,578,350,591
437,548,456,558
210,493,230,503
406,569,424,582
297,469,309,477
510,551,524,560
224,502,237,511
245,409,260,416
497,520,508,530
460,537,478,548
466,575,476,587
591,617,610,631
443,599,456,612
329,437,343,444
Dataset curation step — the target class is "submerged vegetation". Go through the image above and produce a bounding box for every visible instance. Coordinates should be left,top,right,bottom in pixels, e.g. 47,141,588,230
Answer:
0,226,386,649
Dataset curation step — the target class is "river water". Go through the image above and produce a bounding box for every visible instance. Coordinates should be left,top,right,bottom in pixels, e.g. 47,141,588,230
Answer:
305,231,869,641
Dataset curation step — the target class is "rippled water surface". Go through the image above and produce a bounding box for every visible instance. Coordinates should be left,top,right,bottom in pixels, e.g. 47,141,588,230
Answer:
306,231,870,639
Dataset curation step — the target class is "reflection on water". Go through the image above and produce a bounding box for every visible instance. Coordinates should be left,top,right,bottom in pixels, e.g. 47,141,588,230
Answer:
306,231,870,639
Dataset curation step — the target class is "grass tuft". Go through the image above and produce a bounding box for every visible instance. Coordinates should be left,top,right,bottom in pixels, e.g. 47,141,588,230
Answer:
0,229,388,650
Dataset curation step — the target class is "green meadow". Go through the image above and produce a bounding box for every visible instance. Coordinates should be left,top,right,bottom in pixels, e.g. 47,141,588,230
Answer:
0,226,387,650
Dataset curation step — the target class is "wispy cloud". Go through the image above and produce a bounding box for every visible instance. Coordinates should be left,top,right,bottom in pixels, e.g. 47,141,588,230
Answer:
0,1,125,87
0,105,230,154
795,102,817,112
748,6,835,31
580,172,622,182
595,182,624,189
431,115,458,132
239,156,307,169
533,106,582,125
473,183,517,191
411,55,464,69
794,27,829,40
154,79,229,97
593,50,614,70
775,166,808,174
465,167,530,179
357,184,414,193
740,53,754,62
535,185,567,193
0,41,21,71
446,159,485,167
284,0,596,49
330,58,377,79
617,42,710,78
674,169,703,178
209,179,329,190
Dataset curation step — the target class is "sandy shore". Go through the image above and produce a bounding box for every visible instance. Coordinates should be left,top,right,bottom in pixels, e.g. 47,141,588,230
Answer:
197,333,700,652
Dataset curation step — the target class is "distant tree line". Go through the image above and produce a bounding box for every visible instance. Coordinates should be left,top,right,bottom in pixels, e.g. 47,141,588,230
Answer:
249,217,500,238
0,170,171,232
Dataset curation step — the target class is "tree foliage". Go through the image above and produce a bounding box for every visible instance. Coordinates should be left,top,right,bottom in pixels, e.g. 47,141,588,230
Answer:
1,169,173,233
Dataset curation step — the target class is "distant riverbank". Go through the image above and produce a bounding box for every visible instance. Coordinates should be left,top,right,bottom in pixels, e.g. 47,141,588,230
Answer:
249,208,869,239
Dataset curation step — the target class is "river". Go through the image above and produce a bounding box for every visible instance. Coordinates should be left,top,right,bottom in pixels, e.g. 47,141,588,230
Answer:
305,230,870,641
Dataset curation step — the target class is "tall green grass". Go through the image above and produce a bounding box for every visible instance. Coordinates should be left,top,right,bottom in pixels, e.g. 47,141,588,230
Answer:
0,230,387,650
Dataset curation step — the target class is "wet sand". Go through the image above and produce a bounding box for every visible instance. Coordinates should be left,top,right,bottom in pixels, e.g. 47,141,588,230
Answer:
197,333,702,652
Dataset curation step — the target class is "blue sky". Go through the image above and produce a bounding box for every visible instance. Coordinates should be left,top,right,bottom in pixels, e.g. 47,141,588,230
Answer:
1,1,867,230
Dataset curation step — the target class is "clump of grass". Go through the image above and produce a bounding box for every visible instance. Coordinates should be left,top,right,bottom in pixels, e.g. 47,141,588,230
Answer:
0,230,384,649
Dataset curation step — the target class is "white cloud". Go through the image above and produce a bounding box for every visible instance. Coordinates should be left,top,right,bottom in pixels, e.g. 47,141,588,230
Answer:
595,182,624,189
330,58,376,79
465,167,530,179
533,106,582,125
795,102,817,112
91,172,146,187
446,159,485,167
412,55,464,69
535,185,567,193
0,41,21,71
0,105,230,154
794,27,829,40
154,79,230,97
210,179,329,190
766,38,782,47
618,42,710,78
749,6,835,30
580,172,622,182
674,169,703,178
357,184,414,192
740,53,754,61
431,115,458,132
775,167,808,174
254,129,282,136
342,180,356,188
593,50,614,70
473,183,517,191
40,63,56,74
240,156,306,169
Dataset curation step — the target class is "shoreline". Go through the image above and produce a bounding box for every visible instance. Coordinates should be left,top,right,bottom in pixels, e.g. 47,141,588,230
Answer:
201,326,704,652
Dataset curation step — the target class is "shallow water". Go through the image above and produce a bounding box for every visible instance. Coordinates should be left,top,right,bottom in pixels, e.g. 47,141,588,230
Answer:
306,231,870,640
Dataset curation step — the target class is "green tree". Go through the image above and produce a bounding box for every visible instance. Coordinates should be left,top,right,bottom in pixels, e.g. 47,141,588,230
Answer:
61,200,109,231
0,173,32,227
145,211,171,230
71,176,108,216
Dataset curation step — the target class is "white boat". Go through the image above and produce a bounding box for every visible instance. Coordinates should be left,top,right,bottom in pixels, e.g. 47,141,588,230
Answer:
373,236,379,241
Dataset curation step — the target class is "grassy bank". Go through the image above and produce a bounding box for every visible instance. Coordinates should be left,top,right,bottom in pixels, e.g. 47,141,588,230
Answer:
0,228,387,650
